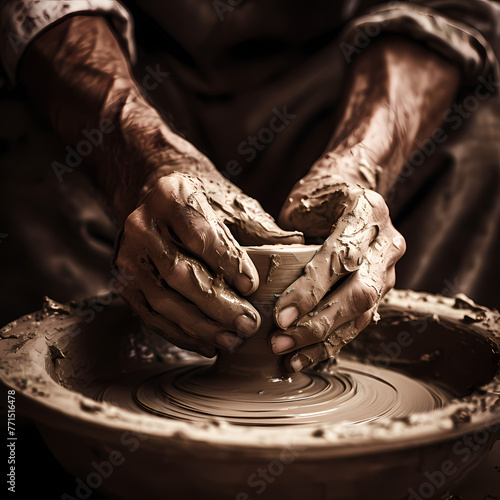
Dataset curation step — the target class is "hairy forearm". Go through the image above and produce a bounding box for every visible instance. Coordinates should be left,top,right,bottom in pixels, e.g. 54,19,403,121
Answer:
18,16,204,223
323,35,461,196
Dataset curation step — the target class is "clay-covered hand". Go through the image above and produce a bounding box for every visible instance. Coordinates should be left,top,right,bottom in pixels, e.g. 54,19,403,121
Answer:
17,14,304,357
115,159,303,358
268,33,461,372
272,166,405,372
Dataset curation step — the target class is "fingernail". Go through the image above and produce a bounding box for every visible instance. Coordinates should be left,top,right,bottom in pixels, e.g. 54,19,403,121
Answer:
234,314,257,337
278,305,300,329
215,332,242,350
290,353,308,372
271,335,296,354
234,274,254,295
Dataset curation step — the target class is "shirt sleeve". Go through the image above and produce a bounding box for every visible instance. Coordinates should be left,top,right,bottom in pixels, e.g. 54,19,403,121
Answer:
339,1,499,87
0,0,136,87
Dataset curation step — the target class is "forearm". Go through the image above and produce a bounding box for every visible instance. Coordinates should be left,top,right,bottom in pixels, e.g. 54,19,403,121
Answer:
18,16,208,223
279,35,461,237
323,35,461,196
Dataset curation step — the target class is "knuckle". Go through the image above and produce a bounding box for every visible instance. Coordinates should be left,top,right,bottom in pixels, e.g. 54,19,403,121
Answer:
355,311,372,331
351,282,378,314
114,252,130,272
393,233,406,256
322,336,341,358
123,211,143,236
373,191,386,209
365,189,384,206
155,171,199,199
188,222,217,256
343,245,362,270
155,175,176,196
365,190,390,218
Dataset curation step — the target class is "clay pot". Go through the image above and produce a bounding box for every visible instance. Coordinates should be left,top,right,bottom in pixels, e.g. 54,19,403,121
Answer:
214,244,319,379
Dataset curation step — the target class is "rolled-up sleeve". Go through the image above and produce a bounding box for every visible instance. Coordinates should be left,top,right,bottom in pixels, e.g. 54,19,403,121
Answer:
339,1,499,86
0,0,136,86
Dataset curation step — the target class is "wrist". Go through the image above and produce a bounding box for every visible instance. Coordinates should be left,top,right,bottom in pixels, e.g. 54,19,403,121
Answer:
138,152,219,199
316,149,382,192
89,91,223,220
326,35,460,194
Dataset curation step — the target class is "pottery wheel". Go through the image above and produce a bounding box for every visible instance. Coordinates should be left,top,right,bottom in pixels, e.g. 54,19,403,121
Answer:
95,358,450,426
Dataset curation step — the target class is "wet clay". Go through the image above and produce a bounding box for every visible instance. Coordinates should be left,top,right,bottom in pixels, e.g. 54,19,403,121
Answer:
103,245,451,425
99,359,449,426
214,244,320,379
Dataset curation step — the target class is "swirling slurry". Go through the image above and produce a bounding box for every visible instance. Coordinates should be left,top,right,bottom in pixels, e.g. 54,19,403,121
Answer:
95,358,451,426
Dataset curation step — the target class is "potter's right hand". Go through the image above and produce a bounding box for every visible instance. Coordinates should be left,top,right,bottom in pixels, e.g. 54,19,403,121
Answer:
115,169,303,357
16,15,304,356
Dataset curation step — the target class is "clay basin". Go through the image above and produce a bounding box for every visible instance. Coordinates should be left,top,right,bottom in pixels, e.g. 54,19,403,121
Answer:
0,289,499,500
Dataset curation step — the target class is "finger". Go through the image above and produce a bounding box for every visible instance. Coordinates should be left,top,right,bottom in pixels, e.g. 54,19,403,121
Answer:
123,206,261,336
151,253,261,336
370,227,406,269
227,194,304,245
283,343,328,373
274,201,378,329
283,309,375,372
139,303,218,357
149,174,259,295
134,264,247,352
119,282,216,357
388,232,406,263
271,269,381,354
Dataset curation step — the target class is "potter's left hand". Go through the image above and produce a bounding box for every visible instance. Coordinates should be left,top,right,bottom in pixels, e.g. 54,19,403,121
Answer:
272,166,405,372
269,32,464,372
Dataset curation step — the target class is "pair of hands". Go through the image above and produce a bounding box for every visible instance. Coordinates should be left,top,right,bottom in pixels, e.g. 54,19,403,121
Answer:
18,17,451,370
116,145,406,372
